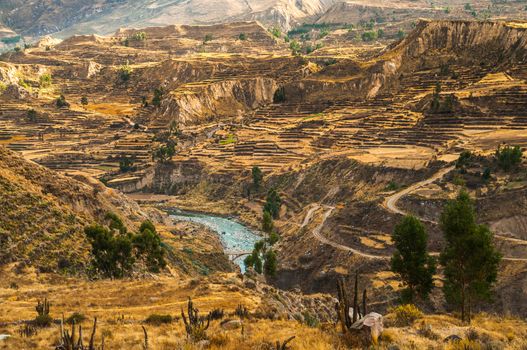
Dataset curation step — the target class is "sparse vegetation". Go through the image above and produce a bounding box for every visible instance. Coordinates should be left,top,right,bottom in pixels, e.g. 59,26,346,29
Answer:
390,304,423,326
80,96,89,107
55,94,70,108
145,314,173,325
39,73,52,88
118,62,132,83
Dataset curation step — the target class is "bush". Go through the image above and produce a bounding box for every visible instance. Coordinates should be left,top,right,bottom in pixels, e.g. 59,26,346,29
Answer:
66,312,86,325
39,73,52,88
495,145,523,171
145,314,173,325
361,31,378,42
273,87,286,103
33,314,53,328
390,304,423,326
133,222,167,273
56,95,70,108
118,63,132,82
456,150,472,168
302,312,319,328
85,225,135,278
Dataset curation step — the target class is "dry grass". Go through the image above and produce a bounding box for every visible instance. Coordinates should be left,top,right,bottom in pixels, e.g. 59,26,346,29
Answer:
1,272,526,350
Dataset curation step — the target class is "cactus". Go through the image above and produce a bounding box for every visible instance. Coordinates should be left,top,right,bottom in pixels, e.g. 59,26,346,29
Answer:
34,299,53,327
36,298,51,317
235,303,249,319
336,271,375,347
336,271,369,331
275,336,295,350
55,317,99,350
181,297,210,342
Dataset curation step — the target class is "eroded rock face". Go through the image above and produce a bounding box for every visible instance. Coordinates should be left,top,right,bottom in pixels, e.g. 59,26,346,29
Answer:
161,77,277,125
391,20,527,65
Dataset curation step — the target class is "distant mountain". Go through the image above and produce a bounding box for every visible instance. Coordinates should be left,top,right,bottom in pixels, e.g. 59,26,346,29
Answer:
0,0,337,39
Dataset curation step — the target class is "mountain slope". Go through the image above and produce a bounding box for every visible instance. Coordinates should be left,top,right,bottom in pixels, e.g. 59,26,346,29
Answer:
0,146,151,273
0,0,337,38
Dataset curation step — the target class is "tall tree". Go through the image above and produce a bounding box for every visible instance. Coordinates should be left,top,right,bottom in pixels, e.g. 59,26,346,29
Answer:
262,210,274,233
391,215,436,302
440,190,501,322
252,166,263,191
264,189,282,219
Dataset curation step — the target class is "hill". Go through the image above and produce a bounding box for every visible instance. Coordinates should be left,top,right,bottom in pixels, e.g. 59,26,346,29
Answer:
0,0,336,38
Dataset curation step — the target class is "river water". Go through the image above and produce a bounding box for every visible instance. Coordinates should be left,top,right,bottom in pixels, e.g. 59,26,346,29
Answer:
168,209,260,271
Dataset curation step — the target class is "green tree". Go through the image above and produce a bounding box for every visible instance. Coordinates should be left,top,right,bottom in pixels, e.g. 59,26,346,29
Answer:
152,87,164,107
238,33,247,41
391,216,436,302
440,191,501,322
263,249,278,276
27,109,38,122
264,189,282,219
262,210,274,233
203,34,213,43
84,225,135,278
431,82,441,112
495,145,523,171
133,221,166,273
152,141,176,163
252,166,263,191
56,94,70,108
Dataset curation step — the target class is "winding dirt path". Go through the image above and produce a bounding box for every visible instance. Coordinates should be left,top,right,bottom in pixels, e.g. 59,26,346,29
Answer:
383,166,455,215
308,166,527,262
311,205,389,260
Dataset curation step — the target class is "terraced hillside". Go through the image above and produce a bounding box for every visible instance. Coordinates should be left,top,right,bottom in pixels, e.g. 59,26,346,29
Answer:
1,19,527,317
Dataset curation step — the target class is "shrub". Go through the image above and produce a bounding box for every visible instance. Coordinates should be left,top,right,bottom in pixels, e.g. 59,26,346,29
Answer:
389,304,423,326
152,87,164,107
56,94,70,108
33,299,52,328
130,32,147,41
66,312,86,325
39,73,52,88
118,63,132,82
209,308,224,320
27,109,38,122
145,314,173,325
273,87,286,103
203,34,213,43
238,33,247,41
456,150,473,168
446,339,482,350
302,312,319,328
361,31,378,42
495,145,523,171
133,222,167,273
84,225,135,278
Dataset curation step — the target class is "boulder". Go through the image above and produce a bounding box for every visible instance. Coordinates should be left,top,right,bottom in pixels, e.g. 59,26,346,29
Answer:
220,319,242,330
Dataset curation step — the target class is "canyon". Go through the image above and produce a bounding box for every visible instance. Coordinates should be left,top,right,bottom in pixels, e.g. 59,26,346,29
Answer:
0,8,527,350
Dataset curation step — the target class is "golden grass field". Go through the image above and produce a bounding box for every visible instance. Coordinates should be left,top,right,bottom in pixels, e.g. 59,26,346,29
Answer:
1,267,527,350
